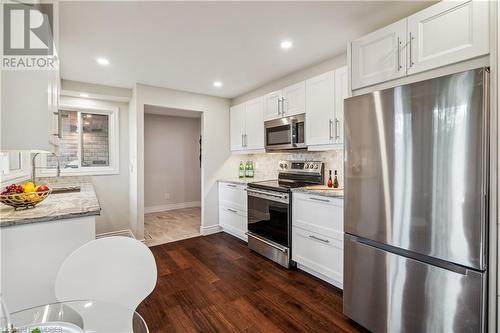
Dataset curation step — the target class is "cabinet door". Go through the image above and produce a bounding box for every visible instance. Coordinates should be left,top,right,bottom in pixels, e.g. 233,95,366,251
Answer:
244,96,264,150
292,226,343,288
219,204,248,241
219,182,247,212
407,0,489,75
229,103,245,151
305,71,335,146
351,19,406,90
282,81,306,117
334,66,349,145
1,70,52,151
264,90,283,121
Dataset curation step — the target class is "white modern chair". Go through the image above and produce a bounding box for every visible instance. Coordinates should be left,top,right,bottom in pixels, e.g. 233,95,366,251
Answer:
55,236,157,332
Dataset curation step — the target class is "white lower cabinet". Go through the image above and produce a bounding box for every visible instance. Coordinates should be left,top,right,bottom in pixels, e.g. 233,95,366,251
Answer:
292,192,343,288
218,182,247,241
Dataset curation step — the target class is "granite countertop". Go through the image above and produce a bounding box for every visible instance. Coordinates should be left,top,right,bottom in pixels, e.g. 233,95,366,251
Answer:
218,178,270,185
292,186,344,198
0,182,101,228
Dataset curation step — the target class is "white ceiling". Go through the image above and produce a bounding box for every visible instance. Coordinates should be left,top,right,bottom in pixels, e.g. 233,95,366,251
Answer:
59,1,433,99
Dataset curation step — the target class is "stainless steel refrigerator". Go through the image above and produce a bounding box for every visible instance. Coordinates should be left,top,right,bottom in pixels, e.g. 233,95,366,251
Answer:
343,68,489,333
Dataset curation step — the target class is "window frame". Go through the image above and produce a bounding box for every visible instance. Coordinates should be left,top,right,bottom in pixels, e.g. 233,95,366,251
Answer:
0,152,30,186
37,103,120,177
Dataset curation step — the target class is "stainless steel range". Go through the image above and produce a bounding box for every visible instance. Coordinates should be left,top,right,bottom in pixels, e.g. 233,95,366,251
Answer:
247,161,324,268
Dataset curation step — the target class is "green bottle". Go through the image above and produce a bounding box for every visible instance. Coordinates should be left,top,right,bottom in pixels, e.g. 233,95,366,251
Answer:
239,161,245,178
248,161,254,178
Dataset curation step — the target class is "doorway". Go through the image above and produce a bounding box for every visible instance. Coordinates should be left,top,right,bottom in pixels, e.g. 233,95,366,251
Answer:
143,105,202,246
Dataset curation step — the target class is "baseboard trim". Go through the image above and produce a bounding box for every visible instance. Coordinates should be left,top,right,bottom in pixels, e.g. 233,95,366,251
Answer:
96,229,136,239
200,225,222,236
144,201,201,214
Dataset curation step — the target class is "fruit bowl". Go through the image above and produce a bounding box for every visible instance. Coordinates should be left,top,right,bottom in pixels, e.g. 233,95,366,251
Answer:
0,183,52,210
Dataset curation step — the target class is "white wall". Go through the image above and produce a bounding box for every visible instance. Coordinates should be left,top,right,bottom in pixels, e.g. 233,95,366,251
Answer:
60,81,131,235
144,114,201,210
130,84,232,240
232,53,347,105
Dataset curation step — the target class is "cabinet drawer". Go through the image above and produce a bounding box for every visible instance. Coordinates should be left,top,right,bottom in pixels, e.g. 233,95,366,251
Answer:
292,226,343,286
219,204,247,241
219,182,247,211
292,193,343,239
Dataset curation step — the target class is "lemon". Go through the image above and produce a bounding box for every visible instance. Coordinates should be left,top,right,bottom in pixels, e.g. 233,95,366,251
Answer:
23,182,36,193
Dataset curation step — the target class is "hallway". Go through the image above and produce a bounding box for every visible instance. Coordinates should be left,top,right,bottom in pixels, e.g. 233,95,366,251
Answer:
144,207,201,247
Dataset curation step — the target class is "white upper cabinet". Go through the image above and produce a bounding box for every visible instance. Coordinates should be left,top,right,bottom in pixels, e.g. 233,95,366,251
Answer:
1,3,60,152
407,0,489,75
264,82,306,121
282,81,306,117
244,96,265,150
350,0,489,90
351,19,406,90
306,71,335,146
306,66,348,149
230,103,246,151
230,97,264,152
264,90,283,121
2,68,60,152
334,66,349,145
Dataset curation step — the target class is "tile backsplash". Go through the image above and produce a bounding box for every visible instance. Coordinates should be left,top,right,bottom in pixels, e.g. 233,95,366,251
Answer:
230,149,344,187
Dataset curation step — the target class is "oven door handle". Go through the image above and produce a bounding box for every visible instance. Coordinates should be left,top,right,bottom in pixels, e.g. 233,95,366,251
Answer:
247,188,288,200
246,232,288,253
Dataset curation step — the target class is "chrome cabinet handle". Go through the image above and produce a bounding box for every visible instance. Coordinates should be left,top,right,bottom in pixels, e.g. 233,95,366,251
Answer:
245,134,248,147
409,32,414,68
226,184,237,188
277,98,282,116
335,118,340,140
329,119,333,139
281,97,286,115
397,37,401,71
309,235,330,243
227,208,238,213
309,197,330,203
53,111,62,139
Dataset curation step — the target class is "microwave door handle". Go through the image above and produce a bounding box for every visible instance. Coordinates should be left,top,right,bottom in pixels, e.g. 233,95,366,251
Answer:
290,119,297,147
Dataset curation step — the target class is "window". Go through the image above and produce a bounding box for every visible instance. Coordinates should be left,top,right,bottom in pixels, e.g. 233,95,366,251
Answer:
0,152,30,184
40,104,119,176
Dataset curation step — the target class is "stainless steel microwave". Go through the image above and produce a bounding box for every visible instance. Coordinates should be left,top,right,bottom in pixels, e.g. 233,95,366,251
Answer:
265,113,305,151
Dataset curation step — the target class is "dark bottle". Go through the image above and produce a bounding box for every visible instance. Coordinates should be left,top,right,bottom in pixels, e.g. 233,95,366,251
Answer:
327,170,333,188
333,170,339,189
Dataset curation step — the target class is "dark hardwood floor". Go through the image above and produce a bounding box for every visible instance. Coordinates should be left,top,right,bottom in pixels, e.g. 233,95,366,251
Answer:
138,232,367,333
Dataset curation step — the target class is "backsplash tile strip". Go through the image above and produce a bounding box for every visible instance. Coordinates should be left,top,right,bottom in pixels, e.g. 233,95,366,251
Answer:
229,149,344,187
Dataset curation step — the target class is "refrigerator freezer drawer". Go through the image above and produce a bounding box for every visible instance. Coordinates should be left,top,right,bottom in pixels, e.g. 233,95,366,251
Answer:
344,234,486,333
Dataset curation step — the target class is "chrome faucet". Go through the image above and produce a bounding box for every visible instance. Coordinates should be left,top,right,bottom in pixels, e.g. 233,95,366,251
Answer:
31,152,61,183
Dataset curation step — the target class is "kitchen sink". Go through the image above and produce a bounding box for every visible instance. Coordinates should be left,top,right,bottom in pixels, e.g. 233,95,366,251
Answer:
51,186,81,194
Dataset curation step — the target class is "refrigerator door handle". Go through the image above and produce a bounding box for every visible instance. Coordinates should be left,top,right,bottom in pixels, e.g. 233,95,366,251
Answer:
351,235,469,276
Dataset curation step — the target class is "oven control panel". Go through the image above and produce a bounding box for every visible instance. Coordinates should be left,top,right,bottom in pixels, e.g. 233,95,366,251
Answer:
279,160,323,174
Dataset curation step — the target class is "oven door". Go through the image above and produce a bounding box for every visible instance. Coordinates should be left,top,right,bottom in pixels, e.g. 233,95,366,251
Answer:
247,188,290,248
265,114,305,150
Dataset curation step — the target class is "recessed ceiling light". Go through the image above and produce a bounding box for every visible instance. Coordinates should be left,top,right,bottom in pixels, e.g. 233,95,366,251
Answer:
280,40,293,49
80,93,89,98
96,57,110,66
213,81,222,88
